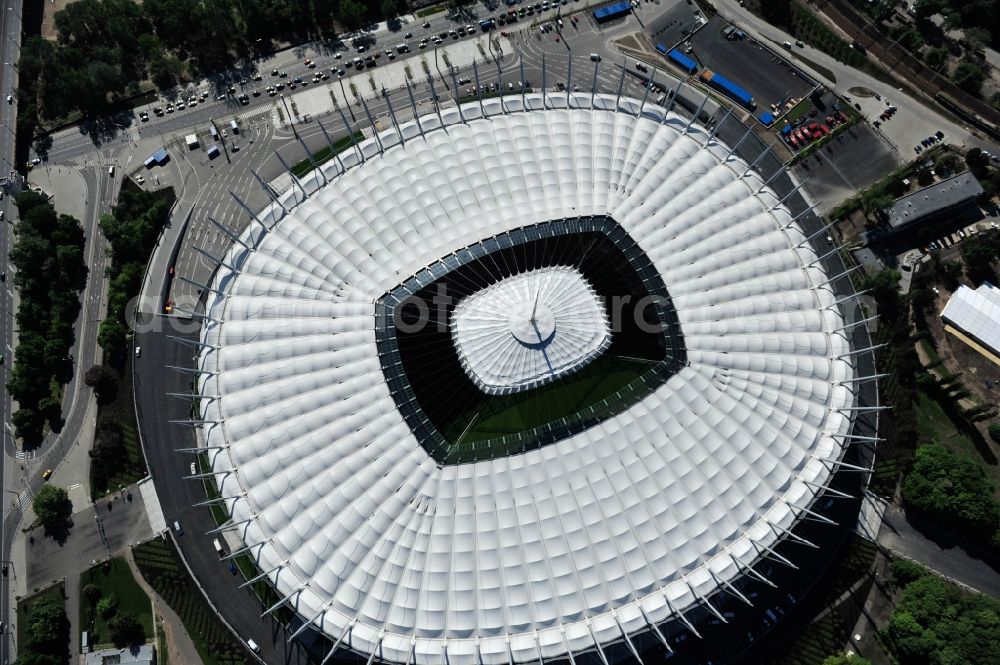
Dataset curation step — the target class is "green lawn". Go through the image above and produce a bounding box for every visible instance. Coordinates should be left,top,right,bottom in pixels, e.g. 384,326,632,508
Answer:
915,387,975,454
79,556,154,648
289,130,365,177
439,356,655,463
17,582,65,655
133,538,252,665
415,3,446,17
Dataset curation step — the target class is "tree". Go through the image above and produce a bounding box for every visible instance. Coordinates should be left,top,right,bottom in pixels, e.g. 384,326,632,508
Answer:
952,61,985,96
924,46,948,71
108,611,144,646
32,485,73,534
14,653,62,665
25,594,68,654
96,593,119,620
990,424,1000,444
902,444,1000,540
82,583,102,607
84,364,118,403
11,408,45,446
759,0,792,27
337,0,366,28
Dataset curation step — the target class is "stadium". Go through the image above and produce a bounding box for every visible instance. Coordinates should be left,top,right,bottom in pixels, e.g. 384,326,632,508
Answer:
191,92,875,664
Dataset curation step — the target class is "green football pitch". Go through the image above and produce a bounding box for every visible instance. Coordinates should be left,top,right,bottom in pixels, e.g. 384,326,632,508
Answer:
439,355,656,462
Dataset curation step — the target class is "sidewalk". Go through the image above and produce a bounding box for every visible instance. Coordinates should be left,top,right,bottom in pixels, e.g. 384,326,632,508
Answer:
125,545,204,665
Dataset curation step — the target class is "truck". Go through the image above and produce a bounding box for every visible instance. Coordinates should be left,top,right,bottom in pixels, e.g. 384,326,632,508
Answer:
230,119,239,134
699,69,755,109
667,49,698,75
213,538,225,557
592,1,631,23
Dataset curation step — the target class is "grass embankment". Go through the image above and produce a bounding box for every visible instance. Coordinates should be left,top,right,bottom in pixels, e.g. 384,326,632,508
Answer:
289,130,365,177
133,538,252,665
79,557,154,648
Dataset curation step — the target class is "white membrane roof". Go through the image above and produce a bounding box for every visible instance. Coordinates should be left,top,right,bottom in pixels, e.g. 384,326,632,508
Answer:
197,95,856,665
941,282,1000,355
451,266,611,394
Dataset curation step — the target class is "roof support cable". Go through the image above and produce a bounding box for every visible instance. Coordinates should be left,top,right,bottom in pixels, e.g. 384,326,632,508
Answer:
208,215,250,250
752,539,799,569
803,480,855,500
837,374,889,386
165,365,214,377
167,391,218,402
383,89,404,143
637,65,654,118
615,614,645,664
317,120,349,173
823,289,871,311
723,126,754,160
710,570,754,605
404,80,424,136
336,104,365,165
237,562,284,589
249,168,286,215
169,418,222,426
220,540,266,562
741,146,771,178
736,560,777,588
753,165,788,196
769,178,809,210
205,514,251,534
767,521,820,548
795,221,837,247
702,105,733,147
273,150,309,200
260,584,305,618
176,275,226,299
615,57,626,110
293,129,326,184
683,92,710,134
193,246,239,274
815,264,862,288
665,76,684,116
359,96,383,154
637,606,672,652
687,583,727,623
587,624,612,665
228,192,271,243
780,203,822,229
664,596,702,638
291,604,333,642
795,504,840,525
319,621,356,665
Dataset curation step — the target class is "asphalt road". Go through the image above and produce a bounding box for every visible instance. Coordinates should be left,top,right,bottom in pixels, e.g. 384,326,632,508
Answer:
134,319,307,664
1,1,25,660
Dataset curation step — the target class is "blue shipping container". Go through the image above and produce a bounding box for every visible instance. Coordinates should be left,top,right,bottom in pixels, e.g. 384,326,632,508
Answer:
707,72,753,108
593,1,631,22
667,49,698,74
655,43,668,54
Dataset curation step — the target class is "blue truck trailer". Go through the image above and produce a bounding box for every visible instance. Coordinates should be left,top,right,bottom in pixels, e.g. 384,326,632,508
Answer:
667,49,698,74
699,69,755,109
593,1,631,23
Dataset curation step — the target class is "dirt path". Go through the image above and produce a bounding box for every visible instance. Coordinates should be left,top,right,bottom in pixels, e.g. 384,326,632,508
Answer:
125,547,204,665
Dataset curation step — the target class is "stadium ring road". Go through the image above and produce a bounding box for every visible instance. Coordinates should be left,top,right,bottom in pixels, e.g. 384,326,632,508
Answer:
135,91,880,665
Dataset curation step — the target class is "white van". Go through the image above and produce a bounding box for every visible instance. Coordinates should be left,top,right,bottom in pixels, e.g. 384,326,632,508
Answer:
213,538,224,557
247,638,260,653
108,165,115,176
230,119,239,134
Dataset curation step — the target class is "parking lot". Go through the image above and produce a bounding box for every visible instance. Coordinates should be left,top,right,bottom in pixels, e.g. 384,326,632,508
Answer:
644,0,705,51
685,16,815,116
791,122,900,214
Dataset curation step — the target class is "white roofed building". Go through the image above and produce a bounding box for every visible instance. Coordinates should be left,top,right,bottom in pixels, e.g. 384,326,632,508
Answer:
941,282,1000,365
188,93,871,665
